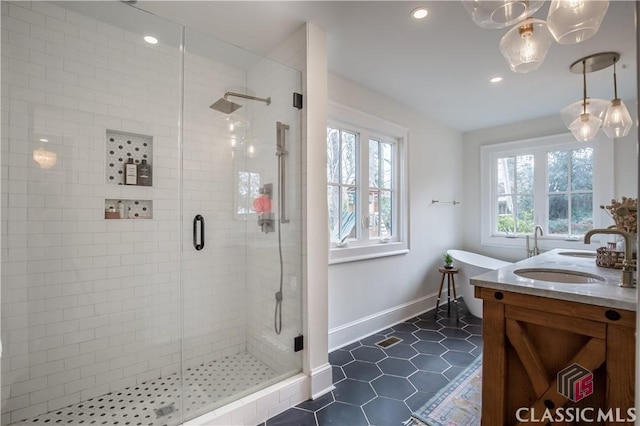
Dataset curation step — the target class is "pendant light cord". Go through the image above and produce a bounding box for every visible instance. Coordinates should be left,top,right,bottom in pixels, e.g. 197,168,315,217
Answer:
582,60,587,115
612,60,618,100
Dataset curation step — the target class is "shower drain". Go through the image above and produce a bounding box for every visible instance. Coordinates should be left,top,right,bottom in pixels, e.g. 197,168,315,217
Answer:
375,336,403,348
155,403,176,418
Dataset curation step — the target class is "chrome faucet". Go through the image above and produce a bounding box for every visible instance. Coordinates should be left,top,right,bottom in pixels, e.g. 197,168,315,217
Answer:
533,225,543,256
584,228,635,288
525,225,544,257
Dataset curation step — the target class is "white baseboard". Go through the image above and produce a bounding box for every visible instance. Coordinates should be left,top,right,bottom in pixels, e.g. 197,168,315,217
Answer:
328,290,445,351
309,363,335,399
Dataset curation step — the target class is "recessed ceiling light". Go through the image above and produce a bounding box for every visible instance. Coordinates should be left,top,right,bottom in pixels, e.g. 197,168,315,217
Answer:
411,7,429,20
39,138,48,142
144,35,158,45
490,76,503,83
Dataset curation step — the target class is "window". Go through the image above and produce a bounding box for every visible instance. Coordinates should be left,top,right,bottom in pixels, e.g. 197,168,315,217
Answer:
327,128,358,242
327,102,409,263
481,133,613,249
496,154,534,234
547,147,594,235
236,171,261,216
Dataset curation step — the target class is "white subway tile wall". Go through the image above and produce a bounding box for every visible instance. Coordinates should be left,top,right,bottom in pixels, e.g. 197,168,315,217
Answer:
1,2,303,425
2,2,181,423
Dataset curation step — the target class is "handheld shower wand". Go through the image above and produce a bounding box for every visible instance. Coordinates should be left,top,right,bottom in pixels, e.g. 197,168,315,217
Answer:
274,122,289,335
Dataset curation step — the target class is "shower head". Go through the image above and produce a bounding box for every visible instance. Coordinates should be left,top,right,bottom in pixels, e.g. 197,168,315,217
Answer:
209,91,271,114
210,98,243,114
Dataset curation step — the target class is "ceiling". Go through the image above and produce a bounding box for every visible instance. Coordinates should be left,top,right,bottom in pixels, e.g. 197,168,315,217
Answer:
134,1,636,132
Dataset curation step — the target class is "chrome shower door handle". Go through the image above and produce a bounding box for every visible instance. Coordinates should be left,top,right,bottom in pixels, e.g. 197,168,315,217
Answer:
193,214,204,250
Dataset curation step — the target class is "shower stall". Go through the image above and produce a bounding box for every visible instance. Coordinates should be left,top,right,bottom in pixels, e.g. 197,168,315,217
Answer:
1,2,303,425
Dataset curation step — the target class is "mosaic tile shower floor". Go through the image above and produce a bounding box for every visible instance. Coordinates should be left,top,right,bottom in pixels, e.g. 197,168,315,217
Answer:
11,352,276,426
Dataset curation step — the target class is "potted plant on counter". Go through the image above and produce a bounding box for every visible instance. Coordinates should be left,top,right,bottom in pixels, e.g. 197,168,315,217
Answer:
443,252,454,269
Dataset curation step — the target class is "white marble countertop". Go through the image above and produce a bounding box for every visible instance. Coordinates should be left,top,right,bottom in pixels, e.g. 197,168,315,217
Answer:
470,248,637,312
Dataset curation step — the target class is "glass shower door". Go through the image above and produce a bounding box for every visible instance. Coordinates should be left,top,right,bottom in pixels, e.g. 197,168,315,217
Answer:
1,2,185,425
180,28,303,421
1,3,302,425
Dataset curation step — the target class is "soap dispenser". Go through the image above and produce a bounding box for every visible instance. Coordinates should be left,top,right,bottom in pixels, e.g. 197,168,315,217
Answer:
124,158,137,185
138,159,151,186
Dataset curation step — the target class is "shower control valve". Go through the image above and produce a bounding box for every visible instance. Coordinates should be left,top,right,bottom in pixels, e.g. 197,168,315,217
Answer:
258,213,275,233
256,183,274,233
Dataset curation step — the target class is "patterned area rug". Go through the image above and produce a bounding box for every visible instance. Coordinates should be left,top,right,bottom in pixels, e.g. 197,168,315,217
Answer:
410,355,482,426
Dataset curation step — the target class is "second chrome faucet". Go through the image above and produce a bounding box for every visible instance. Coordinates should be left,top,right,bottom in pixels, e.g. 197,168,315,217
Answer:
584,228,635,288
526,225,544,257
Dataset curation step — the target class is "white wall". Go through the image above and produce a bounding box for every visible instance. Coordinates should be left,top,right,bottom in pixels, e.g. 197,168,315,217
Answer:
327,74,464,350
461,103,638,263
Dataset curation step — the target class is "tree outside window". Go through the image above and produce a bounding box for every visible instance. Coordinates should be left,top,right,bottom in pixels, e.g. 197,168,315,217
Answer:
547,147,593,235
496,154,534,234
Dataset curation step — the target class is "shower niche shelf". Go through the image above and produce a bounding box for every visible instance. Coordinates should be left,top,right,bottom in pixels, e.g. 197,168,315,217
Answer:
105,199,153,219
106,130,153,186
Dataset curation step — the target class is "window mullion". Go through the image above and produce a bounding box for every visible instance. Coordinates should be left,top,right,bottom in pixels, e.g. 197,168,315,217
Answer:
391,142,396,238
360,131,370,241
338,130,345,240
567,153,573,235
512,158,519,232
533,148,546,231
373,140,384,237
376,140,383,237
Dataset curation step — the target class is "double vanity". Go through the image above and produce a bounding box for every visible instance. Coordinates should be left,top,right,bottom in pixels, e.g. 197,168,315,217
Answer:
472,248,636,425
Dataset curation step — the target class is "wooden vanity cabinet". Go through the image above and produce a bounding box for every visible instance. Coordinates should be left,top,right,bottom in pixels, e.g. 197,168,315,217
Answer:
475,286,636,425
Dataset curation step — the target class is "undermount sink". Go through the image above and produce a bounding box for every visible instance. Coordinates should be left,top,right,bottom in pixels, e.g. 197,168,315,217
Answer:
557,251,597,258
513,268,605,284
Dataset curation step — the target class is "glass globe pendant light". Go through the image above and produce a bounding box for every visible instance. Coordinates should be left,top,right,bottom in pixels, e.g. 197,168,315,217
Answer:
33,138,57,169
568,59,601,141
499,18,553,73
33,147,57,169
560,98,609,128
547,0,609,45
461,0,544,29
602,58,632,138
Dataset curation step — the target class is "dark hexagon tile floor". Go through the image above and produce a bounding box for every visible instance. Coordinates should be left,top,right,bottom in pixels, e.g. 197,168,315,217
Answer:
262,300,482,426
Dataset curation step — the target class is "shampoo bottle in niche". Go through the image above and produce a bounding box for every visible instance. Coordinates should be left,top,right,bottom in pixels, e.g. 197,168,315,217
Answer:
138,159,151,186
125,158,137,185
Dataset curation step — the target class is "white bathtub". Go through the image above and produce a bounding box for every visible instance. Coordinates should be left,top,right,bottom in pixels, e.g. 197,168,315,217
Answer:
447,249,511,318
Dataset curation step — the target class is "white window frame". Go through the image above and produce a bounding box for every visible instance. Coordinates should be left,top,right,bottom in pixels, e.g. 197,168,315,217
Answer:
480,132,614,251
328,102,409,264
